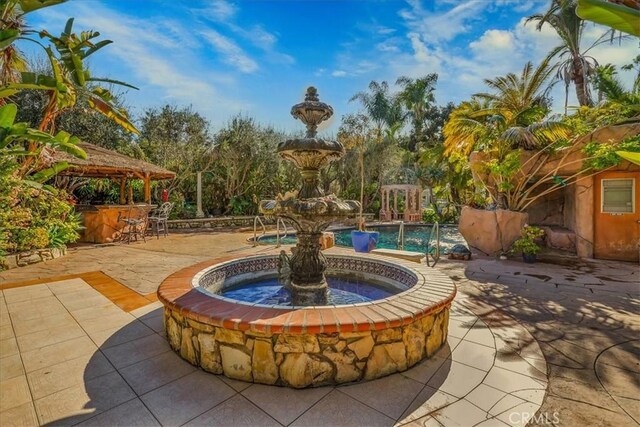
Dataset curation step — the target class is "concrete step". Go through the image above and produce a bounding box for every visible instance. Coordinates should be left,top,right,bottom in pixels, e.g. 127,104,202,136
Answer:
371,248,425,263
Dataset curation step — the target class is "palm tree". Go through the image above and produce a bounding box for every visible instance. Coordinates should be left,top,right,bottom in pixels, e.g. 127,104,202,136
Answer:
349,80,403,141
445,60,566,156
526,0,611,111
443,60,570,208
396,73,438,151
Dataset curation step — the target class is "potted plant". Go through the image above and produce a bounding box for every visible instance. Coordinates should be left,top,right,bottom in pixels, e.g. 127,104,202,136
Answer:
510,225,545,263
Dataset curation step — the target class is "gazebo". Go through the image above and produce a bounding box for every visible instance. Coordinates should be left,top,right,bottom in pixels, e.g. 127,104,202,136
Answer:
380,184,422,222
52,142,176,243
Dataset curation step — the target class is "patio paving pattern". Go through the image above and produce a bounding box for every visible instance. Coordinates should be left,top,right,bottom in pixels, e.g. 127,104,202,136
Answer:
1,231,638,426
0,274,547,426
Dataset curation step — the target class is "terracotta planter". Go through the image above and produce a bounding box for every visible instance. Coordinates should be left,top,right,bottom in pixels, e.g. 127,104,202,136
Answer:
458,206,528,256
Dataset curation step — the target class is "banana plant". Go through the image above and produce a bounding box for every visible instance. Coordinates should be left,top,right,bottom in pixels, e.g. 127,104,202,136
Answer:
1,17,139,134
0,103,85,184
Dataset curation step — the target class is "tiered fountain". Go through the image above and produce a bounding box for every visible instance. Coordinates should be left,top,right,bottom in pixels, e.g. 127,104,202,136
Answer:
259,87,360,306
158,88,456,388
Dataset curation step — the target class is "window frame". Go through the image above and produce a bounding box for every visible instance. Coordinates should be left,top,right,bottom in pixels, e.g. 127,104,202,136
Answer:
601,178,635,214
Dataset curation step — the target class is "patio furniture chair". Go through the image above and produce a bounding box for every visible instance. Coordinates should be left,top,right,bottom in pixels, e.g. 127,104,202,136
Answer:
117,206,147,244
148,202,173,239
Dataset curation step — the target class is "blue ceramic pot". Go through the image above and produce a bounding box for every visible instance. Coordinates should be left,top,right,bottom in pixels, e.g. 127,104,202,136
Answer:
351,230,380,253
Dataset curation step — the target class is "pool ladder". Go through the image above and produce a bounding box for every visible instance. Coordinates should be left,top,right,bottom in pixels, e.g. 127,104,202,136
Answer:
253,216,289,247
397,221,405,250
426,222,441,267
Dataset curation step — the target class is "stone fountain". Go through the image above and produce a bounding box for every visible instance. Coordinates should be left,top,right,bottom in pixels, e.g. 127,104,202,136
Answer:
259,87,360,306
157,87,456,387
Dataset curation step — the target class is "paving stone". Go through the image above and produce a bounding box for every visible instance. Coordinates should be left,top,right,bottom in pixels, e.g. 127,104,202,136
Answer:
140,370,235,426
34,371,136,426
431,398,492,426
0,401,38,427
0,353,24,380
76,398,160,427
21,335,97,373
119,350,196,395
291,390,394,426
27,352,114,400
102,333,169,369
339,373,424,419
16,322,86,352
450,339,496,372
184,394,280,427
398,386,458,424
465,383,507,412
242,383,332,425
427,360,487,398
0,375,31,412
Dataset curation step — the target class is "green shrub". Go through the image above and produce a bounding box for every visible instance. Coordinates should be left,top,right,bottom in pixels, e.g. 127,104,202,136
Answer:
511,225,545,255
0,161,80,256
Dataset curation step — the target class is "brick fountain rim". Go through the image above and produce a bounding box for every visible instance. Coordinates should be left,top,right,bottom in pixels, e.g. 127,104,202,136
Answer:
157,254,457,335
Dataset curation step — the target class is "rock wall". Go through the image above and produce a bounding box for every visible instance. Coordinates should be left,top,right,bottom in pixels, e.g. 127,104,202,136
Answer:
2,246,67,270
163,305,450,388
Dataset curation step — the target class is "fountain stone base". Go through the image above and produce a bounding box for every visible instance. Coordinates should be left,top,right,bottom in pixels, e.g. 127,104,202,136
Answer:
157,254,457,388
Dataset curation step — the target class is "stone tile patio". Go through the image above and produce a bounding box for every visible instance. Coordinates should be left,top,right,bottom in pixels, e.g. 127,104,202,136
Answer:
1,231,638,426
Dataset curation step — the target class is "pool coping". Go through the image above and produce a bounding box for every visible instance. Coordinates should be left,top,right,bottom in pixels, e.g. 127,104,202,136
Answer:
157,253,456,335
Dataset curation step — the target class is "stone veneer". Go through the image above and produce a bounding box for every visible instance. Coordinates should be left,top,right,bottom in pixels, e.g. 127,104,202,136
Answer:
2,246,67,270
158,254,456,388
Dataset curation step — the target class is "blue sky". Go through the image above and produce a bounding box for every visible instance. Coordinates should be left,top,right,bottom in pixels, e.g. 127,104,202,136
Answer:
27,0,637,134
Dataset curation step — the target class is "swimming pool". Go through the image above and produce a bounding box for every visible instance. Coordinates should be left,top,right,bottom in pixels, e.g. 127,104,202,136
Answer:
256,224,467,254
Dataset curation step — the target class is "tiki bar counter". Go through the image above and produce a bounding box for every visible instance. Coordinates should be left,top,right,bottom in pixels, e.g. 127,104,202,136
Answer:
52,142,175,243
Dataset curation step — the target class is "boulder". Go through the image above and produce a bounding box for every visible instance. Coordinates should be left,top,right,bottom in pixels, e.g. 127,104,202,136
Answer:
274,334,320,353
198,333,222,374
252,339,278,384
220,345,252,382
280,353,333,388
542,226,576,252
458,206,528,255
364,342,407,380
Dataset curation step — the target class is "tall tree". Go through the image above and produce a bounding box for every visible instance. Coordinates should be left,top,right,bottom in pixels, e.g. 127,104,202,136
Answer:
349,80,404,141
396,73,438,151
526,0,610,110
138,105,215,197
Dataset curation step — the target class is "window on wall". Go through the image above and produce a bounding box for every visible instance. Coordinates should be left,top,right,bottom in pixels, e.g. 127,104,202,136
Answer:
602,179,634,213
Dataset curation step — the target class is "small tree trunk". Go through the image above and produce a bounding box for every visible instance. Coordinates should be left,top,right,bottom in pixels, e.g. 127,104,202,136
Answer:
573,55,592,107
359,149,365,231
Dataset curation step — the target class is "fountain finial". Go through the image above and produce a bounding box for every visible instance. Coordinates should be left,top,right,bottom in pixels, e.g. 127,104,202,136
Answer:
291,86,333,138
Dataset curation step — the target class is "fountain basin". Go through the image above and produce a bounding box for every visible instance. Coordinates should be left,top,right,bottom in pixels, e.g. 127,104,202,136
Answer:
158,254,456,388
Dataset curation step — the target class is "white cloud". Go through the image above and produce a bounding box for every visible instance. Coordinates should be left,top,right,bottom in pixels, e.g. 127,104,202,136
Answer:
30,2,249,121
332,70,347,77
202,0,238,22
201,29,259,73
400,0,484,43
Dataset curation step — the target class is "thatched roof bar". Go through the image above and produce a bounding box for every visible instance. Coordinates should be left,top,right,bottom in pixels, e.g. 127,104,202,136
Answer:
52,142,176,180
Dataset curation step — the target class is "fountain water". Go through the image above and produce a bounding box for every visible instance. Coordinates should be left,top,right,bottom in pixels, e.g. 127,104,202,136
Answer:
259,87,359,305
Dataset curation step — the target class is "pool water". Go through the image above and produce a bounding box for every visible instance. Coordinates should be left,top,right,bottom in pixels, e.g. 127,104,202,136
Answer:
221,276,394,306
258,225,467,254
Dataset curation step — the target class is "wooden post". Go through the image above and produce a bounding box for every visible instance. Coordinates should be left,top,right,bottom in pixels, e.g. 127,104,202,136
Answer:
128,183,133,205
119,177,126,205
143,173,151,204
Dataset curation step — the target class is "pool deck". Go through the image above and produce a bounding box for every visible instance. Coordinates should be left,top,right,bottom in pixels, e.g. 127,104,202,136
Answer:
1,230,638,426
